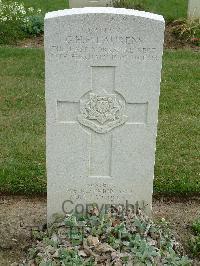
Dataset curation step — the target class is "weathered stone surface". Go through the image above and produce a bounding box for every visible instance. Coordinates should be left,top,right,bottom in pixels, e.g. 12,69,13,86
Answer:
69,0,112,8
45,7,165,221
188,0,200,19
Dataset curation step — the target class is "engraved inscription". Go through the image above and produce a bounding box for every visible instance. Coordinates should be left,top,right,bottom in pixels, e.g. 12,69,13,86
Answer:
78,93,128,133
49,44,158,61
65,34,142,45
47,25,158,61
65,183,145,203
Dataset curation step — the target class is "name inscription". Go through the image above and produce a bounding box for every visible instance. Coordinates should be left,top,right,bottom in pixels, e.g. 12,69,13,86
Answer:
47,30,158,61
65,34,142,45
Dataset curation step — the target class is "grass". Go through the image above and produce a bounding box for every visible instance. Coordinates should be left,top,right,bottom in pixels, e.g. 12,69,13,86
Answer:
0,48,199,195
0,48,46,193
155,50,200,195
141,0,187,21
14,0,187,20
15,0,69,13
113,0,188,21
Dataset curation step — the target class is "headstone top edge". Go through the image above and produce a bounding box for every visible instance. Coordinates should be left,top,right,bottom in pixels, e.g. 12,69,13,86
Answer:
45,7,165,23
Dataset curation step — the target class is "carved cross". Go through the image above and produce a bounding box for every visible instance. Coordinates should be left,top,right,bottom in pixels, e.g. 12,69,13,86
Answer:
57,66,148,178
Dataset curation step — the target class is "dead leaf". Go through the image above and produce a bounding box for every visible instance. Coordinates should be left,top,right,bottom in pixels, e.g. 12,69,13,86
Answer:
113,258,123,266
95,243,115,253
83,239,99,258
112,219,121,227
78,250,87,257
52,250,59,258
87,235,99,246
111,251,118,260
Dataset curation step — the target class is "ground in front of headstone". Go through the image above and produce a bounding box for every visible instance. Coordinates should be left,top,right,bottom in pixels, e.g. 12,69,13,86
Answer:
0,196,199,265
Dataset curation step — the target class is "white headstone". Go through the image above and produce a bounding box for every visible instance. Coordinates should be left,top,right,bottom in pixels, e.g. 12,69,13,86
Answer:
188,0,200,19
69,0,112,8
45,7,165,221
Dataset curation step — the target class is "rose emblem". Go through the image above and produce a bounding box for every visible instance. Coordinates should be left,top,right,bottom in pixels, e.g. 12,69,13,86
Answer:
84,94,121,124
78,93,128,134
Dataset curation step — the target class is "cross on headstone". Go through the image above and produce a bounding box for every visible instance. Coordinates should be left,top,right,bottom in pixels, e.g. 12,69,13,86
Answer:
57,66,148,178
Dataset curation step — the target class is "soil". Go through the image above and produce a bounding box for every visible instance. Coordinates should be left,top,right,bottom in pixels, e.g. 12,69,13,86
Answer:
15,24,200,50
0,196,46,265
0,196,199,265
17,35,44,49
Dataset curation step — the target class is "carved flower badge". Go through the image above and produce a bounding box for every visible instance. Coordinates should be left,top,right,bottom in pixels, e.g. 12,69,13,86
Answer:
78,93,128,134
86,94,121,124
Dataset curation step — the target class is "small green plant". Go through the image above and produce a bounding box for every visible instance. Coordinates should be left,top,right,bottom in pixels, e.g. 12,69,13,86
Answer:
189,218,200,257
172,19,200,46
22,15,44,36
112,0,146,10
163,247,191,266
189,236,200,257
0,0,43,44
192,218,200,235
16,208,192,265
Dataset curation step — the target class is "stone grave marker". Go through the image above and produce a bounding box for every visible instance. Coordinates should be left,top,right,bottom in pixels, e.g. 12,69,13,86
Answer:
188,0,200,19
69,0,112,8
45,7,165,221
